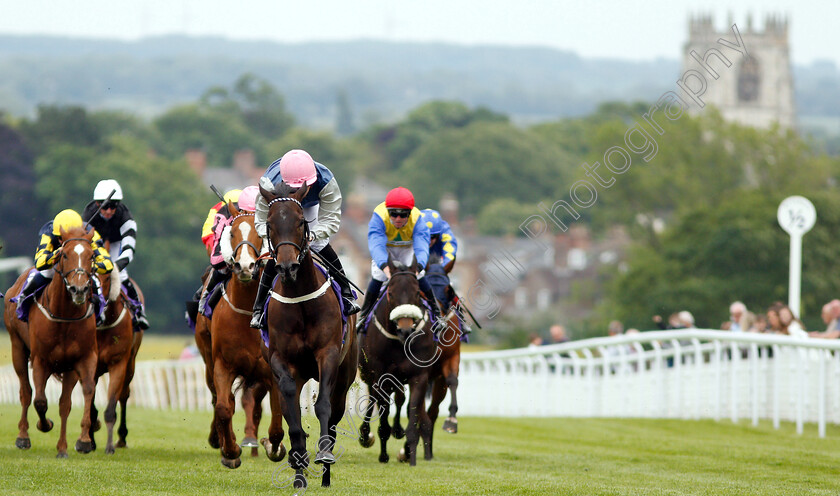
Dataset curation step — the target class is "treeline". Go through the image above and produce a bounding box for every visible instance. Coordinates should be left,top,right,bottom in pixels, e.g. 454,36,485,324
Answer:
1,74,839,338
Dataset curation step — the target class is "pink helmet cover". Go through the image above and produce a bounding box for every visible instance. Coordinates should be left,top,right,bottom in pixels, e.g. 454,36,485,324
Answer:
279,149,317,188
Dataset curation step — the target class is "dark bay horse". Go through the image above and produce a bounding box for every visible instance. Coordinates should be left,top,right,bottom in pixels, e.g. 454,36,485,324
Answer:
357,259,437,465
3,226,99,457
261,183,359,489
206,203,286,468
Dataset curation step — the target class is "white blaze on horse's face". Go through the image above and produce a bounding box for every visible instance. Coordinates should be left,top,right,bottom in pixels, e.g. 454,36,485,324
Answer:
232,220,257,282
74,244,85,269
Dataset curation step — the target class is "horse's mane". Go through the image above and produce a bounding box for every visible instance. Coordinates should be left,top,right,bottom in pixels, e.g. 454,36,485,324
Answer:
60,225,90,241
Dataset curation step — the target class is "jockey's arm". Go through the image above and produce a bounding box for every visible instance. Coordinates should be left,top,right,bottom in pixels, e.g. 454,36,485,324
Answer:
113,209,137,272
201,201,223,254
412,217,431,270
313,178,342,241
34,233,59,270
91,231,114,274
368,215,390,270
255,186,270,239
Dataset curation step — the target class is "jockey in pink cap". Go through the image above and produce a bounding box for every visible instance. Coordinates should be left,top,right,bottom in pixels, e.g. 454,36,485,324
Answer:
250,149,360,328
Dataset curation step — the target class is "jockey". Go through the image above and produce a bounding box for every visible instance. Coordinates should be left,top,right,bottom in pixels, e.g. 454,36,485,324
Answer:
355,187,442,331
250,149,360,328
16,209,113,325
195,187,260,313
421,208,458,273
82,179,149,330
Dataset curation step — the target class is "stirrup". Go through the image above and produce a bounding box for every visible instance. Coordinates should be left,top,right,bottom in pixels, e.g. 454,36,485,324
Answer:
249,310,262,329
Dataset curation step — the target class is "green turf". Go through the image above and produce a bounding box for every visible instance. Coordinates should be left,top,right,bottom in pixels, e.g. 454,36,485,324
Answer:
1,403,840,495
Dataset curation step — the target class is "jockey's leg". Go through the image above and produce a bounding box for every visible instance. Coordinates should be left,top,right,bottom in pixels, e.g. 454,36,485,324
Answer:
18,270,50,301
198,266,227,314
418,277,443,319
249,259,276,329
121,273,149,330
91,275,107,327
355,278,384,333
317,243,360,316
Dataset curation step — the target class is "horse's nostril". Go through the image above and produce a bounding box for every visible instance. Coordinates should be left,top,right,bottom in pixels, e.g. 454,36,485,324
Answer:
234,263,242,272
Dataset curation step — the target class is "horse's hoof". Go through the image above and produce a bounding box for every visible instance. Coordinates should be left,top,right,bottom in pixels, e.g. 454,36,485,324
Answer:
116,439,127,448
105,445,115,455
442,418,458,434
294,474,307,489
314,450,335,465
378,453,389,463
93,420,102,432
359,432,375,448
15,437,31,450
56,452,69,459
261,438,287,462
240,436,259,448
221,457,242,469
397,447,408,463
37,418,54,433
75,440,94,454
393,425,405,439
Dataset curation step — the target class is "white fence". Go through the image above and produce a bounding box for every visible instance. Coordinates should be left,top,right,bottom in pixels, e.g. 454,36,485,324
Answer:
2,330,840,437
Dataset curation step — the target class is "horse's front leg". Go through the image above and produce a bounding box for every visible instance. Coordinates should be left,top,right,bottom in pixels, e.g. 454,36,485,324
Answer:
74,352,97,454
404,376,431,466
57,371,78,458
443,370,460,433
11,335,32,449
31,357,54,435
313,347,339,468
270,354,307,489
240,384,262,455
377,385,392,464
260,373,287,463
357,380,377,448
392,386,406,439
213,360,242,468
104,359,129,454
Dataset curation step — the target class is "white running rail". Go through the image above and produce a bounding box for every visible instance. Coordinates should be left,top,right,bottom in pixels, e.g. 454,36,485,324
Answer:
1,330,839,437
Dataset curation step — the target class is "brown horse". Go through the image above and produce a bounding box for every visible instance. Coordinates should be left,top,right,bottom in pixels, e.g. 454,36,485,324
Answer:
87,268,139,454
357,259,437,465
3,226,99,457
205,203,286,468
261,183,359,489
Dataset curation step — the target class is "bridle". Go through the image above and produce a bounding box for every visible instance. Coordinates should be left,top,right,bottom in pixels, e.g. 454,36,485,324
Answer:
228,212,260,260
266,197,310,265
53,237,95,294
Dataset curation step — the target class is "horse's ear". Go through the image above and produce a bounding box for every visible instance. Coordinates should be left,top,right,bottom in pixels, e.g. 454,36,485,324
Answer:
411,256,419,273
259,184,277,203
59,225,68,241
293,183,309,201
228,200,240,218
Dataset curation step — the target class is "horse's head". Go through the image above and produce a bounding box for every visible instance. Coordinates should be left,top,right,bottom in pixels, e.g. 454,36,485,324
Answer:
56,226,96,306
260,182,310,283
386,258,426,341
221,201,261,282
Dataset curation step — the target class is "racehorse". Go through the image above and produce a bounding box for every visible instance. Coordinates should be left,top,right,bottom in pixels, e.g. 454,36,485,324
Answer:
3,226,99,457
86,268,135,454
260,182,359,489
357,259,437,465
205,202,286,468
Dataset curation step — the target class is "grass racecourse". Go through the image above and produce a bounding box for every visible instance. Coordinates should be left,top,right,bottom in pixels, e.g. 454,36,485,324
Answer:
2,335,840,495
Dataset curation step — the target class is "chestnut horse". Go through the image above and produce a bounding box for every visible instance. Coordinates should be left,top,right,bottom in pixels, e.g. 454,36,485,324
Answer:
205,203,286,468
357,259,437,465
3,226,99,457
261,183,359,489
87,268,142,454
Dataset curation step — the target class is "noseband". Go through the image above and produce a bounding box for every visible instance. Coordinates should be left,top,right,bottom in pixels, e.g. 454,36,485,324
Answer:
267,197,310,265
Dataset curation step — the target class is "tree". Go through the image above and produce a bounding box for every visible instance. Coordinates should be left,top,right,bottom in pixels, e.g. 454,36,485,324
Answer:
17,104,101,156
0,123,38,256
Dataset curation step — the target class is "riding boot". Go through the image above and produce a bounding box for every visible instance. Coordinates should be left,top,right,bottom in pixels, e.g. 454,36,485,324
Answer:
419,276,443,319
18,272,49,301
250,259,277,329
318,243,361,316
198,268,227,315
355,278,383,333
122,278,150,330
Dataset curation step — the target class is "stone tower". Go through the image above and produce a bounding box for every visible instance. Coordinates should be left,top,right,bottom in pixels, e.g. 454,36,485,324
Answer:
682,14,795,128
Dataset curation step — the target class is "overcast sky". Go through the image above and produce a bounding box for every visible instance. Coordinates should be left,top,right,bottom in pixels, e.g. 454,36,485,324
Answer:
1,0,836,66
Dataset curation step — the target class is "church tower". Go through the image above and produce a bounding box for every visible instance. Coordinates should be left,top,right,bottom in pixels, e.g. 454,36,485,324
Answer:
682,14,795,129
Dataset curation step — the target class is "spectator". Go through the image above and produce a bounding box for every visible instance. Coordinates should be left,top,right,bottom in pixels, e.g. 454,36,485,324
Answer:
547,324,570,344
751,313,769,333
677,310,695,329
778,305,807,338
608,320,624,336
726,301,756,332
528,334,544,348
810,300,840,338
766,302,785,334
653,313,685,330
